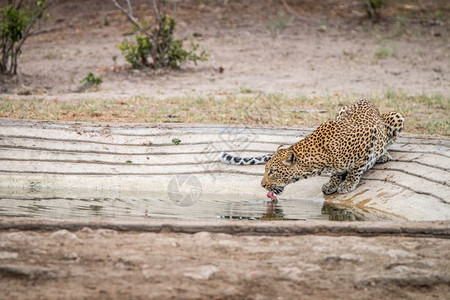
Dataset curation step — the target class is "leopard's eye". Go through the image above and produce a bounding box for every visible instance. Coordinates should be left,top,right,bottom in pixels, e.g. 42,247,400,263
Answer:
268,169,275,176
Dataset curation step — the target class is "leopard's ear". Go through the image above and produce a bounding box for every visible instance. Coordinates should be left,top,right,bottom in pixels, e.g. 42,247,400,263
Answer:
282,150,295,166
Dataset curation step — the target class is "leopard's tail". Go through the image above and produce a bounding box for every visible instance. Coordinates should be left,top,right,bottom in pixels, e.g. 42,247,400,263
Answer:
219,152,274,165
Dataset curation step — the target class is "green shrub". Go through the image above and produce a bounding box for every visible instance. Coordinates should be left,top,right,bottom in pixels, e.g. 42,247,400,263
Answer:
80,72,102,90
115,2,208,70
0,0,52,75
364,0,385,20
118,33,150,69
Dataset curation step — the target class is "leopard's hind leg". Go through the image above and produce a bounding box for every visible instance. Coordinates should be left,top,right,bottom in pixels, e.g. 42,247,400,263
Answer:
382,112,404,146
376,152,392,164
376,112,404,164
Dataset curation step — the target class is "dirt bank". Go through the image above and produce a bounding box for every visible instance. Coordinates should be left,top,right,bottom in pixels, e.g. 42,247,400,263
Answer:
1,220,449,299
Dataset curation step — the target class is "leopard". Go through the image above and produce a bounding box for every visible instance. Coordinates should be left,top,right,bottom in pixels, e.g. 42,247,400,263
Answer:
220,99,404,199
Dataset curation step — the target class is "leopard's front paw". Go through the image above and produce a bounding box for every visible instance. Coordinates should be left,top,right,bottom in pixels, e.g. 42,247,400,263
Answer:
322,182,338,195
337,180,359,194
322,173,346,195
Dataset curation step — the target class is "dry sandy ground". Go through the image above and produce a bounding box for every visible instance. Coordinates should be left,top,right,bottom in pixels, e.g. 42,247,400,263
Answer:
0,225,449,299
1,0,448,99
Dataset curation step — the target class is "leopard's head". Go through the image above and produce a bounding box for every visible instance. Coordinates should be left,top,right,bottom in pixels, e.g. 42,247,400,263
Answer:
261,146,302,200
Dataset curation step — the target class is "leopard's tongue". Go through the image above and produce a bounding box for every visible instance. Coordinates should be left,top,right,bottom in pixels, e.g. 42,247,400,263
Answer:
267,190,277,200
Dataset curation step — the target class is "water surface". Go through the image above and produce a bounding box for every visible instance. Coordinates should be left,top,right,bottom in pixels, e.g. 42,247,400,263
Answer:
0,188,365,221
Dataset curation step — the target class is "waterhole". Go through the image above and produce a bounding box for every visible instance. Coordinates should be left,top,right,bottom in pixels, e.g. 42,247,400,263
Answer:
0,189,364,221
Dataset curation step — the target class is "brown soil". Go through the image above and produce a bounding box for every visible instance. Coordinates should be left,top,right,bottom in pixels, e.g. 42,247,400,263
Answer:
1,0,448,99
1,224,449,299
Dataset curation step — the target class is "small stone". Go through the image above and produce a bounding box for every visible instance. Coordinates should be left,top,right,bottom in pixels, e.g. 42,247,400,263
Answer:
278,267,303,281
340,253,363,264
63,252,78,261
50,230,78,240
192,231,212,242
96,229,118,238
318,25,327,32
218,239,239,247
244,270,266,281
183,265,218,280
0,252,18,260
32,249,47,255
114,262,127,269
80,227,94,234
386,249,417,259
